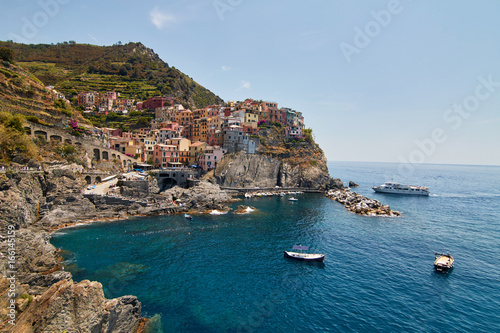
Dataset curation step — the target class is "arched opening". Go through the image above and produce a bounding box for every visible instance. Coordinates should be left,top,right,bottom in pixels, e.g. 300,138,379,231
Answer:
24,127,31,135
102,151,109,160
34,130,47,140
50,135,62,142
74,142,82,146
112,154,116,159
65,139,72,145
85,176,92,185
159,178,178,191
95,176,102,183
93,148,100,161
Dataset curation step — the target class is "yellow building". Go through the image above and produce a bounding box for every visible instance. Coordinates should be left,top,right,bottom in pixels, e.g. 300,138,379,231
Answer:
193,118,208,143
189,141,207,165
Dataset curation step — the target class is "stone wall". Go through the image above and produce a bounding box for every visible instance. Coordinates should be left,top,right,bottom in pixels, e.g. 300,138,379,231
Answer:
118,180,149,197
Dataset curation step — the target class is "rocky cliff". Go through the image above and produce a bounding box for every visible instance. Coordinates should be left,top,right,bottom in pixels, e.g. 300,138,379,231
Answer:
209,125,343,190
0,169,145,332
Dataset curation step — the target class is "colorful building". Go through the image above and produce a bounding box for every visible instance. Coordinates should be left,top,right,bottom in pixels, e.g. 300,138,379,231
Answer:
199,146,227,171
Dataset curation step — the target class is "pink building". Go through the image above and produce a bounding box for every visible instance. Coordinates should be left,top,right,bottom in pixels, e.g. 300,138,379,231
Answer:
154,144,179,169
199,146,227,171
102,91,117,100
138,96,172,110
262,101,279,123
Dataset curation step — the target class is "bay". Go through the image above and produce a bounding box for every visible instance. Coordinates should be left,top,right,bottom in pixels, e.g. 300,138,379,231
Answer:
51,162,500,332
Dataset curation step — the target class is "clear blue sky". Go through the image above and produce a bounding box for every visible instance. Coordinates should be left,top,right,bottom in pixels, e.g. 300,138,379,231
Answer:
2,0,499,166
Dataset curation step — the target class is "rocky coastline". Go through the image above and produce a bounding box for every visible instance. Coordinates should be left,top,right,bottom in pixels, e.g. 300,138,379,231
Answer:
326,189,401,217
0,159,368,332
0,166,233,332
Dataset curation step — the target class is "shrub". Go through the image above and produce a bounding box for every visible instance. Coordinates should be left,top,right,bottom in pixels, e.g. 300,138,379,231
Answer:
62,145,76,156
0,47,14,63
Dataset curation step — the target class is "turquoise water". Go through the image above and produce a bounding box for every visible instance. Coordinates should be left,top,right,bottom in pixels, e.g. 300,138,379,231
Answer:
51,162,500,332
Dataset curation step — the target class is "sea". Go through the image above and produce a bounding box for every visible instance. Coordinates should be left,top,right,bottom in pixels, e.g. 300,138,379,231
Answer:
51,161,500,332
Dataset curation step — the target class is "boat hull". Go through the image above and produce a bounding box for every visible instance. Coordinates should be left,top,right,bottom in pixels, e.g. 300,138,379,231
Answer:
283,251,325,262
373,187,429,195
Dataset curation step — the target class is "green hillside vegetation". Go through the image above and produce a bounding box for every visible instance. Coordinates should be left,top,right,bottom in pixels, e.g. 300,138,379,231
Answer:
0,41,224,108
85,110,155,132
0,59,87,125
0,112,37,163
258,124,326,170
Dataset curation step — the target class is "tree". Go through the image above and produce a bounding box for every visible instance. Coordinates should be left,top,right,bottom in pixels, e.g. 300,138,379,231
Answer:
0,47,14,63
136,117,150,127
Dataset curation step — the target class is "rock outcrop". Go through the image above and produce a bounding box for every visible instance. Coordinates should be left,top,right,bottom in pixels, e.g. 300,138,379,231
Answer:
161,181,232,213
0,168,147,332
0,228,144,332
210,151,343,190
326,189,401,217
0,278,143,333
212,152,281,188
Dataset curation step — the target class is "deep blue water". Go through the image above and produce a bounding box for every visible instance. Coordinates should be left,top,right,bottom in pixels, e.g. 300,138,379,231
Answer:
51,162,500,332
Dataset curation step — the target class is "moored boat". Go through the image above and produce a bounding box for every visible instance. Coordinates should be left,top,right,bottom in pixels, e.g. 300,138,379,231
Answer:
184,214,193,220
288,197,298,201
373,182,430,195
284,245,325,262
434,252,454,272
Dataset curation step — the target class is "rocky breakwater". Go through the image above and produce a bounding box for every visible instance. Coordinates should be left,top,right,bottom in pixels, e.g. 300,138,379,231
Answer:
326,189,401,217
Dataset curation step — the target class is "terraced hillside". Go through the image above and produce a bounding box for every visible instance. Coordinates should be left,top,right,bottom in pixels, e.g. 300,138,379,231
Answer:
0,61,85,125
0,41,223,108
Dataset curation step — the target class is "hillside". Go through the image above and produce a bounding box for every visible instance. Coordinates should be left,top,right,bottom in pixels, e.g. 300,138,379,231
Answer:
0,41,224,108
0,59,86,125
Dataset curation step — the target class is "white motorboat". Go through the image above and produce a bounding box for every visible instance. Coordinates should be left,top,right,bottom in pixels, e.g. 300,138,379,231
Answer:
434,252,454,272
372,182,429,195
283,245,325,262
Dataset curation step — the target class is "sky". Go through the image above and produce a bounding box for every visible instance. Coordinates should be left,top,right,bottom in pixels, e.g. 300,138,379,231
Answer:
1,0,499,166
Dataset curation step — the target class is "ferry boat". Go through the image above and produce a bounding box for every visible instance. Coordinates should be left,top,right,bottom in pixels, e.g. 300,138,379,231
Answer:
284,245,325,262
434,252,454,272
372,182,430,195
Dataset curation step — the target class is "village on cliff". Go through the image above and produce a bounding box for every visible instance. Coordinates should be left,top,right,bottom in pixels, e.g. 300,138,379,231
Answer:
62,91,306,172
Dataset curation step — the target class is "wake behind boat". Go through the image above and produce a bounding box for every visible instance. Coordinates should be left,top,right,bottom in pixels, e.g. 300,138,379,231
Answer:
373,182,430,195
284,245,325,262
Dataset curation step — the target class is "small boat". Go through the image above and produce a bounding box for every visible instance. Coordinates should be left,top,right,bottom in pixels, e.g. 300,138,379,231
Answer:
373,182,430,195
284,245,325,262
434,252,454,272
244,192,252,198
184,214,193,220
288,197,298,201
